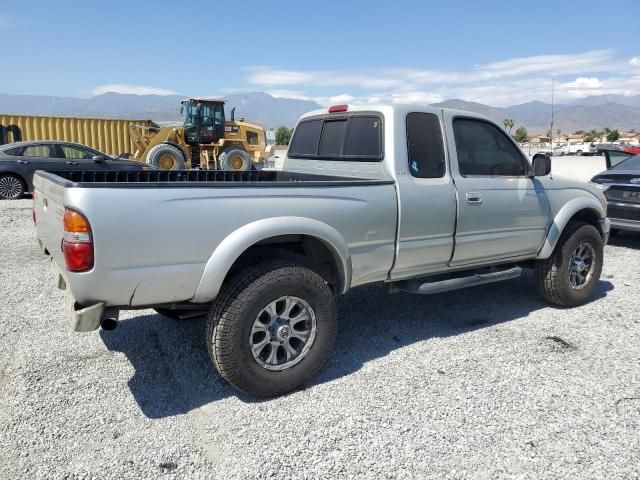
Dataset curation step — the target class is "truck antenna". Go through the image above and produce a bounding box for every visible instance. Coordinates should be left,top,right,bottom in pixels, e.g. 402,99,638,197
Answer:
550,78,555,149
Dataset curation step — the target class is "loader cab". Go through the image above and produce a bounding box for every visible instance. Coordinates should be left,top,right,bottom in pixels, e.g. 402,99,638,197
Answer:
181,99,225,145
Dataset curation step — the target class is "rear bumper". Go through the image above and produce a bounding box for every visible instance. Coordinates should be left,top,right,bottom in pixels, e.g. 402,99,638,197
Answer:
57,270,119,332
607,202,640,232
611,218,640,232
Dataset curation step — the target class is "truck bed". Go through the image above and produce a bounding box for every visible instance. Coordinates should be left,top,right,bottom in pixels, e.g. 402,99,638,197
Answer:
37,169,393,188
34,169,398,309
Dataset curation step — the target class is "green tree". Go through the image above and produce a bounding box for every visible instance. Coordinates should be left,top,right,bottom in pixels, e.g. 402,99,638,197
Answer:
275,126,293,145
503,118,515,134
606,129,620,142
513,127,529,143
584,129,599,142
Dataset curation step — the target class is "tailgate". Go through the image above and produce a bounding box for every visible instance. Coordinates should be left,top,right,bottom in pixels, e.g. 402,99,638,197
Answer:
33,171,67,269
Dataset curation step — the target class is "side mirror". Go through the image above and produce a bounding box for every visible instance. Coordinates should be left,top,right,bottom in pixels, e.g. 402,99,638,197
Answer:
92,155,106,162
532,153,551,176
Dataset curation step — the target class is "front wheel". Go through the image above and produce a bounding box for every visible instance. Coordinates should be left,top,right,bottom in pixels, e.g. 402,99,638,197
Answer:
535,222,603,307
206,261,336,397
146,143,185,170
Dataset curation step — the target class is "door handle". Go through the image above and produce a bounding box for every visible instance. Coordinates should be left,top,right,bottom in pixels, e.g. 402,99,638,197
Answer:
66,161,78,165
465,192,483,204
17,160,29,164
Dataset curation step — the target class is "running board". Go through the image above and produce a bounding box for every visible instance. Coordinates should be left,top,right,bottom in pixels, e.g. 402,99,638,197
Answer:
390,266,522,295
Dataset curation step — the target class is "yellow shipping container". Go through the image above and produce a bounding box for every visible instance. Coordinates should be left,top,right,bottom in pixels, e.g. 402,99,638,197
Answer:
0,114,156,156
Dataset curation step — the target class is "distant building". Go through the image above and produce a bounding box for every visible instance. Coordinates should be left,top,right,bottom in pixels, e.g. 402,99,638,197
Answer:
619,131,639,145
529,135,551,143
566,134,586,143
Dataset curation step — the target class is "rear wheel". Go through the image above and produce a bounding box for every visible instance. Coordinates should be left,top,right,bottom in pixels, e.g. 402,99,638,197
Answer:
0,174,26,200
535,221,603,307
206,261,336,397
576,150,583,156
219,148,251,171
146,143,185,170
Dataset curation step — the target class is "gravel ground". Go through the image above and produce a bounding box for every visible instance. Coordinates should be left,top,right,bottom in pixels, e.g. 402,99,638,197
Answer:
1,198,639,480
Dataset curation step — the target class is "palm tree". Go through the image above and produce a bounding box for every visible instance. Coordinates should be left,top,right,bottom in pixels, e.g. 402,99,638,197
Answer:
503,118,515,134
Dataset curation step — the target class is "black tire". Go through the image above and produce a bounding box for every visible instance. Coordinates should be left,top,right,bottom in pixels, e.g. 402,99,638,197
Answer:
146,143,185,170
154,307,207,320
219,148,251,171
206,261,337,397
576,150,583,156
535,221,603,307
0,173,26,200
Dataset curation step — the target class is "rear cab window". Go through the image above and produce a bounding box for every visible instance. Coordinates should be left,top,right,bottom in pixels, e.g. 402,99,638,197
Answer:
406,112,446,178
288,113,383,161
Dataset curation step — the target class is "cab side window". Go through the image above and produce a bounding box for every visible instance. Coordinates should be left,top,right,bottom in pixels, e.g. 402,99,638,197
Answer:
453,118,527,176
22,145,52,157
61,146,95,159
406,112,446,178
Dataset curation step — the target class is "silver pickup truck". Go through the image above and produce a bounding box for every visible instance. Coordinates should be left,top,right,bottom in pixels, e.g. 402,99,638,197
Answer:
34,104,610,397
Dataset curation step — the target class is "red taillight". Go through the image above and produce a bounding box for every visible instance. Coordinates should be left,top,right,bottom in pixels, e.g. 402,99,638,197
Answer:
62,208,93,272
63,242,94,272
328,104,348,113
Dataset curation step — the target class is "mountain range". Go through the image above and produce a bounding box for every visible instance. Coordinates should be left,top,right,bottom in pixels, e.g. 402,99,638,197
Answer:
1,91,639,134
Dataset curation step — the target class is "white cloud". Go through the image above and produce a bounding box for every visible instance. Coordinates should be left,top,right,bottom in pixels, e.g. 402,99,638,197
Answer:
562,77,603,89
91,84,178,96
329,94,354,104
247,68,314,86
477,50,615,80
0,14,12,29
245,50,638,106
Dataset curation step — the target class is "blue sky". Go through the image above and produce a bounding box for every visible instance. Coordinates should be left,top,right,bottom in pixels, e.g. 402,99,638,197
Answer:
1,0,639,106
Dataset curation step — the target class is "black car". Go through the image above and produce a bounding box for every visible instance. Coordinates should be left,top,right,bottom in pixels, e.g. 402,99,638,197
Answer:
0,141,154,199
594,143,623,155
591,150,640,235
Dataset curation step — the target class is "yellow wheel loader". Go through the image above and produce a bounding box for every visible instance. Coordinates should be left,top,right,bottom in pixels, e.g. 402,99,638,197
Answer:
128,98,272,170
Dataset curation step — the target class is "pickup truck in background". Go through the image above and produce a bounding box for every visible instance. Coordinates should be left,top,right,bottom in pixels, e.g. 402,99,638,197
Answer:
34,104,610,397
553,142,597,156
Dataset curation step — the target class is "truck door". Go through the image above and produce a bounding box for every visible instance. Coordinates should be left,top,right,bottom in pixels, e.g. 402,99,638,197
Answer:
443,112,550,266
55,144,111,170
14,143,60,185
390,109,457,279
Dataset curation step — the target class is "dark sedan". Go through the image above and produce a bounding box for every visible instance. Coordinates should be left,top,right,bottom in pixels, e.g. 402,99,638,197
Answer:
591,151,640,234
0,141,153,199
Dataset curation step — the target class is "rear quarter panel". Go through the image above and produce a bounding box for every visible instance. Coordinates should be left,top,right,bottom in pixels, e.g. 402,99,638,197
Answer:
52,183,397,307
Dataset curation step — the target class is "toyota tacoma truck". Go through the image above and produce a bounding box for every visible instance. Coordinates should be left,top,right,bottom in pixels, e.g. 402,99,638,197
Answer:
33,104,610,397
